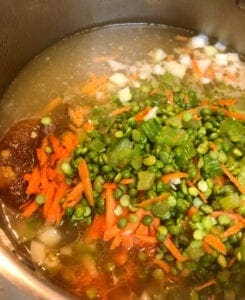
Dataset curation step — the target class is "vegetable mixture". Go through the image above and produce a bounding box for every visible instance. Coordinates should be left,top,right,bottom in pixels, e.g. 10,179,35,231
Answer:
1,30,245,299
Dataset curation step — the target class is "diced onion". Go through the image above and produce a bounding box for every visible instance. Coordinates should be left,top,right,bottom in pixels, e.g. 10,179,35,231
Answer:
118,86,132,103
143,106,158,121
189,34,208,49
107,60,127,71
165,61,187,79
202,77,211,85
204,45,218,56
227,53,240,63
215,41,227,51
179,54,192,66
139,64,152,80
38,226,62,247
152,64,165,75
215,53,228,66
148,48,167,63
30,240,46,264
197,59,211,73
109,73,129,87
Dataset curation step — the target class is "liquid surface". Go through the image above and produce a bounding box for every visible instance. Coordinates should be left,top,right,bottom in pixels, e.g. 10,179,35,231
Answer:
0,24,244,300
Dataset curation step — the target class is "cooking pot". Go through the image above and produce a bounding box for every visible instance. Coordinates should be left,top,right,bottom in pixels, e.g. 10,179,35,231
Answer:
0,1,244,299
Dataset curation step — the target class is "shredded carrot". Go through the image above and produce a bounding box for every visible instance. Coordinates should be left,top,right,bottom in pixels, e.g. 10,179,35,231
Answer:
210,211,245,223
192,59,202,78
25,167,41,195
166,54,174,61
193,166,200,183
162,172,188,184
163,235,188,262
112,248,128,265
216,99,237,107
227,256,236,267
150,88,158,96
221,222,244,240
204,66,214,80
38,97,62,117
81,74,108,97
110,234,122,250
194,279,216,291
165,89,174,104
213,175,226,186
63,182,84,208
120,178,135,185
22,201,39,218
43,181,56,218
187,181,207,203
221,164,245,194
152,258,170,273
83,121,94,132
202,242,217,256
111,105,131,116
62,131,78,154
134,106,152,122
138,192,169,207
135,235,157,244
188,206,198,217
78,160,94,206
130,72,138,81
203,234,227,255
223,110,245,121
103,225,121,241
85,214,106,243
135,223,149,236
103,184,117,229
68,105,91,128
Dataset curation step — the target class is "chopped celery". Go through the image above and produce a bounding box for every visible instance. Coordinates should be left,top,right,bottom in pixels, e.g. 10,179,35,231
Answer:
87,138,105,153
107,138,133,167
137,171,155,190
202,155,222,177
161,126,188,146
220,119,245,143
175,141,196,169
141,119,163,142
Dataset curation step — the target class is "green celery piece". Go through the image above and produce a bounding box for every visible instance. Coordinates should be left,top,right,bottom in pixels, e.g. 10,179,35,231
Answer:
141,119,163,142
137,171,155,190
238,158,245,186
175,141,196,169
107,138,133,168
220,119,245,143
165,116,182,129
220,193,240,210
161,126,188,146
202,155,222,177
87,138,105,153
151,201,169,218
130,145,143,170
187,90,200,108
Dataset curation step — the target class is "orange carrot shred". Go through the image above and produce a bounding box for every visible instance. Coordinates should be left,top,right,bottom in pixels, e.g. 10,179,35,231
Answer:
25,167,41,195
194,279,216,291
134,106,151,122
221,164,245,194
38,97,63,117
120,178,135,185
164,235,188,262
153,258,170,273
63,182,84,208
216,99,237,106
221,222,244,240
78,160,94,206
162,172,188,184
192,59,202,78
22,201,39,218
111,106,131,116
135,235,157,244
203,234,227,255
138,193,169,207
103,185,117,229
165,89,174,104
85,214,106,243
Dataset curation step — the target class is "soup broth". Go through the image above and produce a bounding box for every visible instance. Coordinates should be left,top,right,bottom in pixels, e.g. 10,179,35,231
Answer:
0,24,244,300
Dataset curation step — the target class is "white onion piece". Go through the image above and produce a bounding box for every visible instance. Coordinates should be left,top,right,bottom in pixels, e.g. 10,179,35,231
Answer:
204,45,218,56
197,59,211,73
189,34,208,49
109,73,129,87
139,64,152,80
132,80,141,88
30,240,46,264
227,53,240,63
214,72,224,82
225,65,238,75
144,106,158,121
202,77,211,85
107,60,127,71
179,54,191,66
38,226,62,247
148,48,167,63
215,53,228,66
118,87,132,103
165,61,187,79
215,41,227,51
152,64,165,75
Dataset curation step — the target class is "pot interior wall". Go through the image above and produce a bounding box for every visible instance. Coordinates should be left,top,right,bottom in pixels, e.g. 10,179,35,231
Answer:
0,0,244,97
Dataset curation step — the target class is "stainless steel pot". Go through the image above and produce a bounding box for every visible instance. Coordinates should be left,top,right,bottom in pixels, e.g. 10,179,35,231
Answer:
0,1,244,299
